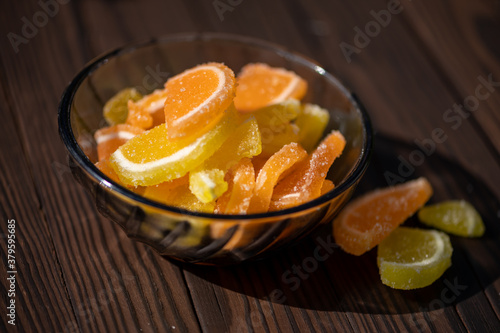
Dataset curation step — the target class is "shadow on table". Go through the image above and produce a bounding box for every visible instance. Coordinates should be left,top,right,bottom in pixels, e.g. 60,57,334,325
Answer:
178,134,500,315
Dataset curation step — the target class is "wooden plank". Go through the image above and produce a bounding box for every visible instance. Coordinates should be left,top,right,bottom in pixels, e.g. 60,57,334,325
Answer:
402,0,500,152
0,74,77,331
1,0,499,332
183,246,356,332
289,0,500,198
0,1,201,332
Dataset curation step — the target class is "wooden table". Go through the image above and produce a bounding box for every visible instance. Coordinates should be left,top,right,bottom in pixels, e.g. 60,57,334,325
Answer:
1,0,500,332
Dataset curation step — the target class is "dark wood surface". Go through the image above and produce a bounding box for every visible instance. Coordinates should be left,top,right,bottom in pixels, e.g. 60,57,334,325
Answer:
1,0,500,332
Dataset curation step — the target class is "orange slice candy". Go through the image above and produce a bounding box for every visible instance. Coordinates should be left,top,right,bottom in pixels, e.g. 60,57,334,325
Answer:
164,62,236,140
234,63,307,112
248,142,308,213
333,178,433,256
94,124,144,161
269,131,346,211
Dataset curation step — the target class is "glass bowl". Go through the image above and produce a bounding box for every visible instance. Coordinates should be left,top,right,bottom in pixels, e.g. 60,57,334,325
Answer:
58,33,372,265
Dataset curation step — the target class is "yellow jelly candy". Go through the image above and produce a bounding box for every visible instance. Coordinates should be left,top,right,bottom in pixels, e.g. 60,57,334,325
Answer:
189,169,228,204
103,88,143,125
143,176,214,213
252,99,301,130
252,99,301,157
260,123,300,157
377,227,453,289
110,104,240,186
418,200,485,237
295,103,330,152
189,116,262,203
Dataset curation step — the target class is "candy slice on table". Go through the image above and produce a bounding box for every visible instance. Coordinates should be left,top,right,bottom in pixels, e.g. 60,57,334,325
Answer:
110,105,240,187
94,124,144,161
269,130,346,211
248,142,308,214
234,63,307,112
164,62,236,140
295,103,330,152
214,157,255,214
418,200,485,237
127,88,169,128
103,88,143,125
189,117,261,203
143,175,214,213
377,227,453,290
333,177,433,256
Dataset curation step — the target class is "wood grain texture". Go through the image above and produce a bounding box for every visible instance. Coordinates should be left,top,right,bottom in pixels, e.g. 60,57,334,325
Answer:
0,61,76,331
0,0,499,332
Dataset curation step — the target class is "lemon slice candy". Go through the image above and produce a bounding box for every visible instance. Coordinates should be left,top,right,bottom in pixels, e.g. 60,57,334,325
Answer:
418,200,485,237
110,105,239,186
377,227,453,290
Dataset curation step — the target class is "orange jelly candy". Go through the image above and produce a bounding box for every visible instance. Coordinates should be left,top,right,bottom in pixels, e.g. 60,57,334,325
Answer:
164,62,236,140
269,131,346,211
126,100,153,129
95,158,122,184
333,178,433,255
248,142,308,213
127,88,168,129
94,124,144,161
321,179,335,195
234,63,307,112
214,158,256,214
